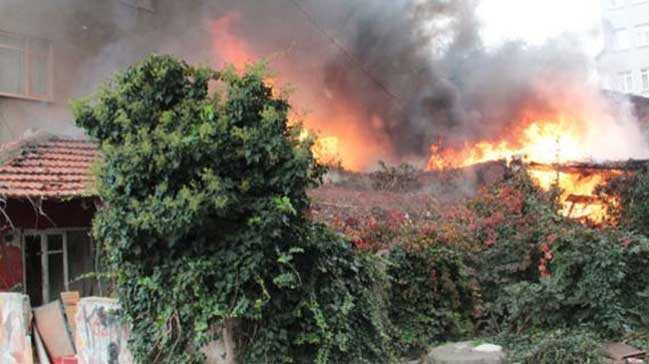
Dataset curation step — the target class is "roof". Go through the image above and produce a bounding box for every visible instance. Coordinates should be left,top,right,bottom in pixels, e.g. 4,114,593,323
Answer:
0,132,99,198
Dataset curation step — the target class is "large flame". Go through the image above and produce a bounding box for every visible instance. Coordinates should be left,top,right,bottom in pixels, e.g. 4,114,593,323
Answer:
427,114,590,169
210,12,645,223
427,114,621,223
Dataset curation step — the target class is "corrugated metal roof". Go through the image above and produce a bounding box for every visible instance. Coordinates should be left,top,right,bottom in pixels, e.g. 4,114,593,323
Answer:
0,134,99,198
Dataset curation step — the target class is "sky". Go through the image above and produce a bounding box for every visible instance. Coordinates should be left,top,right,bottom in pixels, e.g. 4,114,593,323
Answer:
477,0,604,58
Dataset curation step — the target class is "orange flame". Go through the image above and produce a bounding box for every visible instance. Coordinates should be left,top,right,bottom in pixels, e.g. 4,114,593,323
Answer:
211,12,390,171
209,13,636,223
211,13,254,70
427,114,620,223
427,115,588,169
528,168,619,223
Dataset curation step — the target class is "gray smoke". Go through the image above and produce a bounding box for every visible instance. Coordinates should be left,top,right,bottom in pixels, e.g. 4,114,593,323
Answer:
311,0,595,157
1,0,644,164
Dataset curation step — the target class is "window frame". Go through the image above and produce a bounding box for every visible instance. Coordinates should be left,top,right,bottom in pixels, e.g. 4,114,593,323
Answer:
642,68,649,91
618,70,634,93
0,30,54,102
21,228,90,304
610,0,625,8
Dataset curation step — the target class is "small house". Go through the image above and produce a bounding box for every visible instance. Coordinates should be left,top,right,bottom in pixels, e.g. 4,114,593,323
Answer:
0,132,101,306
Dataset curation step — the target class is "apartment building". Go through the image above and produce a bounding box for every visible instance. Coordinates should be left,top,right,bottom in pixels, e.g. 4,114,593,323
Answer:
0,0,221,144
599,0,649,95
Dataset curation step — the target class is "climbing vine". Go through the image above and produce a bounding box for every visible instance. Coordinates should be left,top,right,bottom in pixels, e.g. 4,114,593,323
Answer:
74,55,395,363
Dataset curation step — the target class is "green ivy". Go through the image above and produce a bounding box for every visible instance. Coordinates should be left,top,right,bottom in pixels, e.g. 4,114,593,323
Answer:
74,54,395,363
496,329,604,364
494,228,649,336
387,245,481,356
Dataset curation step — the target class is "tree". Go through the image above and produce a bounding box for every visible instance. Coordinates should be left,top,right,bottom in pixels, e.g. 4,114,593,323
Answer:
74,54,394,363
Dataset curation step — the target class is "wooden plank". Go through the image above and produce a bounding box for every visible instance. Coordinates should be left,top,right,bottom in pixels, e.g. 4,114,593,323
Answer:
60,291,79,341
60,292,79,306
33,326,51,364
33,300,75,358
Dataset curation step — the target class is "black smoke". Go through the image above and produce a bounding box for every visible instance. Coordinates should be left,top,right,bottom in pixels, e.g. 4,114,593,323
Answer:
313,0,593,158
0,0,613,161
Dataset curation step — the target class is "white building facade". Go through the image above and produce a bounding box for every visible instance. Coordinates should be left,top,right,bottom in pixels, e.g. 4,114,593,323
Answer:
599,0,649,96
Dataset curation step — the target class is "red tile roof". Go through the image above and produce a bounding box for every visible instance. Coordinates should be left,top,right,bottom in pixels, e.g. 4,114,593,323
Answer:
0,133,99,198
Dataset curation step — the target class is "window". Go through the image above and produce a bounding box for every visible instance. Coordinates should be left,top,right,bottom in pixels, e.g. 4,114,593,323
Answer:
636,25,649,47
610,0,625,8
642,68,649,91
0,30,53,101
618,71,634,93
613,29,631,50
23,229,97,306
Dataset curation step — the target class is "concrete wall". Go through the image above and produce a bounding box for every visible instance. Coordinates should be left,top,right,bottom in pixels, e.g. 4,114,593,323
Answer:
74,297,235,364
0,293,33,364
75,297,133,364
0,294,234,363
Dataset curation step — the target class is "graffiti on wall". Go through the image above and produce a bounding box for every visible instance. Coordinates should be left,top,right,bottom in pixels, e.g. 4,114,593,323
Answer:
76,297,133,364
0,293,32,364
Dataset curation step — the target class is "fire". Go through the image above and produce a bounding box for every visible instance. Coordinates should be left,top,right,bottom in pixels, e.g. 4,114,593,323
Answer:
209,11,639,223
427,116,587,170
211,13,388,171
313,136,342,166
428,115,619,223
211,13,254,70
528,168,619,223
299,129,342,166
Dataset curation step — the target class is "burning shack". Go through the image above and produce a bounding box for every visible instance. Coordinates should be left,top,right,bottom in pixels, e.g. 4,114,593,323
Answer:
526,159,649,222
0,132,100,306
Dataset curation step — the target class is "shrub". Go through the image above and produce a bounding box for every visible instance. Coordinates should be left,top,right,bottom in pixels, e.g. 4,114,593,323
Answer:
74,55,395,363
498,329,604,364
493,226,649,336
463,167,562,310
384,164,649,352
387,245,482,356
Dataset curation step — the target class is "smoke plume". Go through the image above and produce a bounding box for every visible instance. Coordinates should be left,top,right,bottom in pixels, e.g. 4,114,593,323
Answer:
1,0,647,167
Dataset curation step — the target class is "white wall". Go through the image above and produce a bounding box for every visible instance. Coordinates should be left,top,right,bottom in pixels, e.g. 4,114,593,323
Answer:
599,0,649,96
0,0,218,144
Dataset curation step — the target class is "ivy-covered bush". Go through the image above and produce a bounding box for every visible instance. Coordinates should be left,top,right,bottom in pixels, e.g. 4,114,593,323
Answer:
497,329,604,364
387,245,481,356
466,168,562,307
383,165,649,359
494,227,649,336
74,54,395,363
